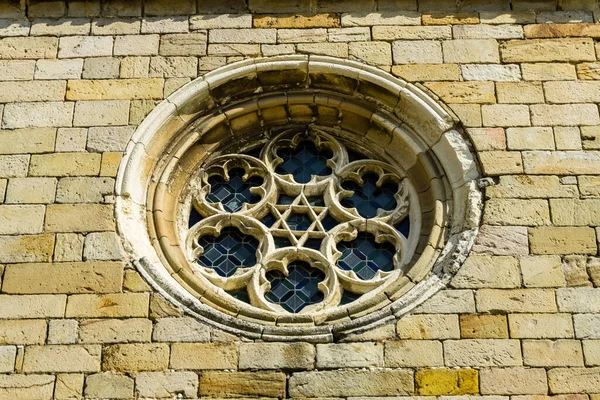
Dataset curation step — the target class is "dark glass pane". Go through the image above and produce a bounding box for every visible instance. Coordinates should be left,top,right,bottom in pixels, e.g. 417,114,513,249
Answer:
274,237,293,248
206,168,263,212
306,196,325,206
321,214,338,231
347,148,368,162
228,288,251,304
341,173,398,218
395,217,410,237
265,261,325,313
261,212,277,228
277,195,295,205
275,141,333,183
197,227,259,277
340,290,361,305
188,206,202,228
303,238,322,250
336,232,395,280
286,213,312,231
243,146,263,158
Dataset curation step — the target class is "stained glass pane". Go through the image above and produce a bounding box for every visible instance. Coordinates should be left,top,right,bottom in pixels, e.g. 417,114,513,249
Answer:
265,261,325,313
340,290,361,305
188,206,202,228
274,237,293,248
228,288,251,304
261,212,277,228
286,213,313,231
197,227,259,277
303,238,322,250
207,168,263,212
341,173,398,218
336,232,395,280
395,217,410,237
276,141,333,183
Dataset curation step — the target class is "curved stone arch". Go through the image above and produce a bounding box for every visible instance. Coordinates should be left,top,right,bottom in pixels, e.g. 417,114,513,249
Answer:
116,55,483,342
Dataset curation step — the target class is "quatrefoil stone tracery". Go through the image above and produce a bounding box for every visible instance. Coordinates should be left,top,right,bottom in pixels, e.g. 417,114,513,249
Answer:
186,128,414,315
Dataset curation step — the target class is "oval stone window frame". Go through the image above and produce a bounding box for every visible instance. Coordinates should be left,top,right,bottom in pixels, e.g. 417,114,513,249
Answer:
116,56,483,342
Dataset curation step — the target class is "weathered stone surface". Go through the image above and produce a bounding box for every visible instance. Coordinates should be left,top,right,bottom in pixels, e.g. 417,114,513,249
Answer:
45,204,114,232
525,23,600,38
83,232,124,261
454,23,523,39
5,177,57,204
23,345,101,373
47,320,78,345
0,234,55,263
443,39,499,63
487,175,577,199
0,205,44,234
397,314,460,339
83,57,120,79
170,343,237,370
425,81,495,104
349,41,391,66
114,34,159,56
316,343,383,368
501,38,596,62
0,37,57,59
91,18,141,35
392,40,442,64
415,290,476,314
444,339,522,367
239,342,315,370
152,317,211,342
289,370,414,397
54,373,83,400
0,374,55,399
66,293,149,318
522,62,577,80
297,43,348,57
79,318,152,344
497,81,544,104
521,255,566,287
460,314,508,338
548,367,600,393
483,199,550,226
2,102,74,129
30,18,90,36
160,32,207,56
136,371,198,399
523,339,584,366
342,12,420,26
391,63,460,81
84,372,133,399
67,79,162,100
56,177,115,203
561,255,592,287
103,343,169,372
477,288,557,313
551,198,600,226
479,151,524,175
0,60,35,81
482,104,531,127
328,27,370,42
59,36,113,58
574,314,600,339
557,288,600,313
278,28,327,43
472,225,529,255
529,227,597,255
54,233,84,262
0,320,47,345
506,127,554,150
480,367,548,394
200,371,286,398
385,340,443,367
2,262,123,294
424,12,479,25
30,153,100,177
415,368,478,395
372,26,451,40
462,64,520,81
583,340,600,366
509,313,574,338
0,346,16,373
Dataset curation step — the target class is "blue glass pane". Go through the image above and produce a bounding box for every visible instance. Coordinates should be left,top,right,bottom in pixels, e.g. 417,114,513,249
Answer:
341,173,398,218
228,288,251,304
395,217,410,237
340,291,361,305
265,261,325,313
321,214,338,231
286,213,312,231
275,141,333,183
336,232,395,280
197,227,259,277
188,206,202,228
307,196,325,206
206,168,263,212
303,238,322,250
277,195,295,205
275,237,293,248
261,212,277,228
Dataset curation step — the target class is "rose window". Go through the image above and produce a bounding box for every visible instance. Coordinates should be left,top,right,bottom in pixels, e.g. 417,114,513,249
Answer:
116,56,483,341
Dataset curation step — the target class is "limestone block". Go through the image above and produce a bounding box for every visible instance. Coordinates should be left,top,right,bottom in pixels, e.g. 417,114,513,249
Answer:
239,342,315,370
461,64,520,81
120,56,149,78
425,81,495,103
2,262,123,294
47,320,78,345
54,373,83,400
288,370,414,397
372,26,451,40
0,19,30,36
201,371,286,398
35,60,82,82
577,62,600,79
482,104,530,127
391,63,460,81
558,288,600,313
2,102,74,129
23,345,101,373
207,44,260,57
392,40,442,64
521,255,566,287
0,346,15,373
480,367,548,394
56,177,115,203
523,339,584,366
82,57,119,79
278,28,327,43
30,18,90,36
487,175,577,199
73,100,129,127
385,340,443,367
58,36,113,58
480,11,536,24
83,232,124,261
423,13,479,25
579,175,600,196
261,44,295,56
84,372,133,399
0,320,47,345
545,81,600,103
443,39,499,63
583,340,600,366
460,314,508,338
0,80,66,103
454,24,523,39
508,313,574,338
464,128,504,151
100,152,122,177
316,343,383,368
0,234,55,263
54,233,84,262
149,56,197,78
525,23,600,38
114,34,159,56
524,151,600,174
472,225,529,255
532,104,600,127
444,339,522,367
522,62,577,80
415,368,478,395
123,271,151,292
68,79,162,100
160,32,207,56
582,126,600,150
452,255,520,288
548,367,600,393
29,153,100,177
297,43,348,58
414,290,476,314
78,318,152,344
66,293,149,318
538,9,594,22
152,317,211,342
103,343,169,372
255,13,339,28
0,374,55,399
328,27,370,42
0,205,44,234
170,343,237,370
551,199,600,226
91,18,140,35
397,314,459,339
0,37,58,59
529,227,597,255
5,178,56,205
497,82,544,104
45,204,114,232
501,38,596,62
142,16,189,33
349,41,391,66
0,60,35,80
136,371,198,399
341,12,420,26
477,288,557,313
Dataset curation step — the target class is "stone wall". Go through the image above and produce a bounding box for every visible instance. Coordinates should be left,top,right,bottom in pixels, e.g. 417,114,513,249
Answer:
0,0,600,398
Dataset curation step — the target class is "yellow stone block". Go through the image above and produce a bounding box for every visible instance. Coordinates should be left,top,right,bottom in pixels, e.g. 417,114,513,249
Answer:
416,368,479,395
